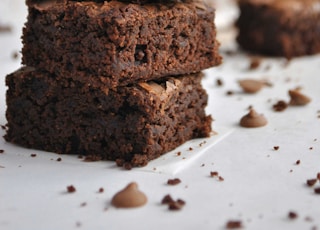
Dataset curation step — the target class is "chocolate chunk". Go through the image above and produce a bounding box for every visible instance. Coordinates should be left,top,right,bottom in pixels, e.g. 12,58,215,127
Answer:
240,109,268,128
289,89,311,106
111,182,147,208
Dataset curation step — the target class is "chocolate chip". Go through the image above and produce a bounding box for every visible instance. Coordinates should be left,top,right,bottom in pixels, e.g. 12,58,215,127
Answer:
111,182,147,208
240,109,268,128
238,79,264,93
289,89,311,106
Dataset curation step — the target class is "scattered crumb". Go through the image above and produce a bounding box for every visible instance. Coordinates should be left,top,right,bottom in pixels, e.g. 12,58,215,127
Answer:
12,51,19,60
317,173,320,180
226,90,234,96
161,194,186,211
210,171,219,177
273,146,280,151
273,100,288,112
75,221,82,228
306,179,318,187
67,185,76,193
216,78,224,86
295,160,301,165
314,187,320,194
80,202,87,207
305,216,314,222
167,178,181,186
1,125,6,130
201,163,205,167
218,176,224,181
30,153,37,157
0,24,12,33
288,211,298,219
56,157,62,162
0,149,4,154
188,147,193,151
248,57,261,70
98,187,104,193
176,151,181,156
309,147,314,150
225,220,243,229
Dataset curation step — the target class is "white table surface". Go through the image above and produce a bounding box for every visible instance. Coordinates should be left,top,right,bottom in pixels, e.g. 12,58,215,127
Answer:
1,1,320,230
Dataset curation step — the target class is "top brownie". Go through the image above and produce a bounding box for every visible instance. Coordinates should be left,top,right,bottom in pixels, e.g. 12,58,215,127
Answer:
236,0,320,58
23,0,221,88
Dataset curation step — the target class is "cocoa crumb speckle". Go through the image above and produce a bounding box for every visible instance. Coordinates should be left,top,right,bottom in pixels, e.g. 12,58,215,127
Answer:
80,202,87,207
288,211,298,219
98,187,104,193
317,173,320,180
30,153,37,157
210,171,219,177
314,187,320,194
225,220,243,229
248,57,261,70
56,157,62,162
273,146,280,151
67,185,76,193
0,149,4,154
216,78,224,86
176,151,181,156
306,179,318,187
201,163,205,167
167,178,181,185
188,147,193,151
273,100,288,112
295,160,301,165
218,176,225,181
161,194,186,211
226,90,234,96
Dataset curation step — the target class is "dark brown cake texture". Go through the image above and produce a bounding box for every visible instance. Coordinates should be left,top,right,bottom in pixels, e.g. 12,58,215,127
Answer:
236,0,320,58
5,67,212,167
22,0,221,88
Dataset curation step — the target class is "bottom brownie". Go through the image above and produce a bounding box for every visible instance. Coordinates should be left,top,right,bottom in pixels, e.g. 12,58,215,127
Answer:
5,67,212,167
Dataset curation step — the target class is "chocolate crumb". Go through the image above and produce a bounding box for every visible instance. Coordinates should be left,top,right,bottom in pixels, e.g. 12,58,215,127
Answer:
161,194,174,205
168,200,185,210
288,211,298,219
201,163,205,167
0,149,4,154
306,179,318,187
295,160,301,165
176,151,181,156
1,125,6,130
30,153,37,157
210,171,219,177
305,216,313,222
98,187,104,193
248,57,261,70
216,78,224,86
218,176,225,181
167,178,181,185
226,220,243,229
273,100,288,112
67,185,76,193
80,202,87,207
12,51,19,60
56,157,62,162
188,147,193,151
273,146,280,151
314,187,320,194
317,173,320,180
309,147,314,150
226,90,234,96
0,24,12,33
123,162,133,170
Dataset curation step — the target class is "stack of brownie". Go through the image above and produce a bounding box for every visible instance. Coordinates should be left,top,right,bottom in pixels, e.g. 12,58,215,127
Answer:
5,0,221,167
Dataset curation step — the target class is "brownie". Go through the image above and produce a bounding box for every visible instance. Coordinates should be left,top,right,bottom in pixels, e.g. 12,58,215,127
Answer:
5,67,212,167
236,0,320,58
22,0,221,88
